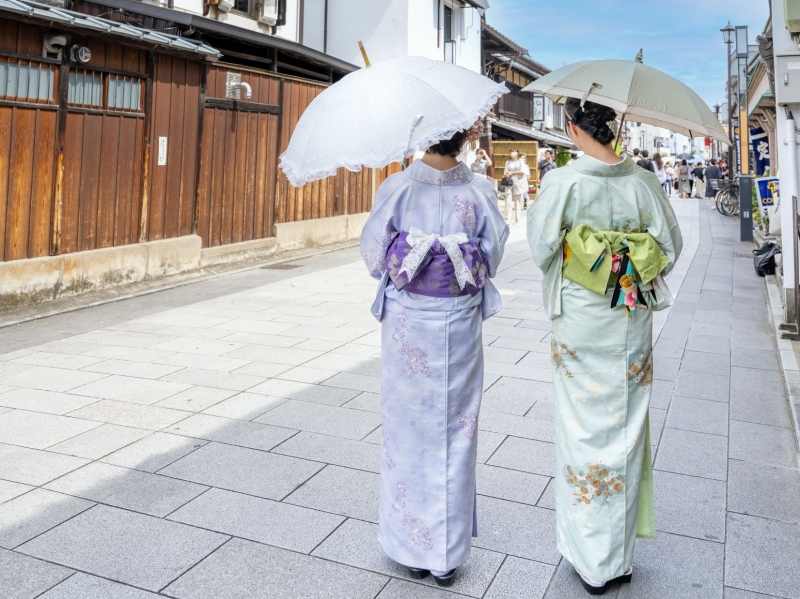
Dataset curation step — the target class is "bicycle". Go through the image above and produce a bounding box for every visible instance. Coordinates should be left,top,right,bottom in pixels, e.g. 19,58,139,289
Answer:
709,178,740,216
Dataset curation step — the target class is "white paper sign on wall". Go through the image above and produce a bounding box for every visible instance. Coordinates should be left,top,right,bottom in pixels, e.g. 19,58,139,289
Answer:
158,137,167,166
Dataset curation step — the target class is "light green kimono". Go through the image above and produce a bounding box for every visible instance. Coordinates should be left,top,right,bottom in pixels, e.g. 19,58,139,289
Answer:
527,155,682,582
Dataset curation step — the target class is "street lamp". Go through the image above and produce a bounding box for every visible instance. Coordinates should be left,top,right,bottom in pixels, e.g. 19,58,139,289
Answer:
713,103,721,160
721,21,735,178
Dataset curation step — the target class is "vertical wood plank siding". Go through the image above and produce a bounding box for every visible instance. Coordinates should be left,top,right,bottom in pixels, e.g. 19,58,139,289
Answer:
0,22,399,262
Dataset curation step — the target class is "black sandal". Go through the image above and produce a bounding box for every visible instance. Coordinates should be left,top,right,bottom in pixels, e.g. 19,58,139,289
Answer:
407,567,429,580
432,569,457,587
578,568,632,595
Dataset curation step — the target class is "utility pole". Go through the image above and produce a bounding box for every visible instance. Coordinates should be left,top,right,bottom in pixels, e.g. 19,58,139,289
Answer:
722,22,735,179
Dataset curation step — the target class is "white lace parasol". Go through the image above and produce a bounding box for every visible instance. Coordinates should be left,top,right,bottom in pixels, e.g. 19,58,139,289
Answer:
279,56,508,187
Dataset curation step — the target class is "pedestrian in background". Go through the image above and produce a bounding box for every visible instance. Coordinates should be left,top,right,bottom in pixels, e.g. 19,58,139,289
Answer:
705,159,723,209
360,123,509,588
638,150,656,173
504,148,526,224
567,152,578,166
528,98,682,595
688,163,695,196
693,162,705,198
653,153,668,193
665,162,674,195
520,152,531,209
538,149,557,181
471,148,490,178
677,160,691,198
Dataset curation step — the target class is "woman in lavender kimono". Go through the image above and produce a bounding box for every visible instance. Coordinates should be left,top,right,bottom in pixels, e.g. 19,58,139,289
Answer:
527,99,682,595
360,125,509,587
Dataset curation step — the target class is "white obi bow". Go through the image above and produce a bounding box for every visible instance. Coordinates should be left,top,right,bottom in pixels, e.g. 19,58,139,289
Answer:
398,227,476,291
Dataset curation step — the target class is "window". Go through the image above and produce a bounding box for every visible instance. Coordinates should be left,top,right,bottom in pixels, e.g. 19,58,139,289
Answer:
553,105,564,129
234,0,249,14
501,81,532,122
0,57,56,103
444,6,453,42
68,69,144,112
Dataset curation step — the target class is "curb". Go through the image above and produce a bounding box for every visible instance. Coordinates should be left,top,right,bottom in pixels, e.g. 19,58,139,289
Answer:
762,260,800,459
0,241,359,330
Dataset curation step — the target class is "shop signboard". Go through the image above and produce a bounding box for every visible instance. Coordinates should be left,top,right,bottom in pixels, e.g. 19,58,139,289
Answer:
755,176,779,221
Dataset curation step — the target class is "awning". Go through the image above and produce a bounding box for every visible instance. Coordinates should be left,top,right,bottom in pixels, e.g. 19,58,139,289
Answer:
490,119,573,148
0,0,221,60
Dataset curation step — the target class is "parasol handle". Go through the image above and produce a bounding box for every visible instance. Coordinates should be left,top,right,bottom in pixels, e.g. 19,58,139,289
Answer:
615,112,627,155
358,41,371,68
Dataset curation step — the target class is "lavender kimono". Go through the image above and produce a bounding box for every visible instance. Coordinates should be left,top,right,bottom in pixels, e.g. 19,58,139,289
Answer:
360,159,509,573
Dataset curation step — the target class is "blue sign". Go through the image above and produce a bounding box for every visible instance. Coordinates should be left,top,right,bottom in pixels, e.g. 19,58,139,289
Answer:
751,128,771,176
755,176,779,220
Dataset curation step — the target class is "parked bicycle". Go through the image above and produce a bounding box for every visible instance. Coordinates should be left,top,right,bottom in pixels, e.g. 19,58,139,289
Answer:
709,178,740,216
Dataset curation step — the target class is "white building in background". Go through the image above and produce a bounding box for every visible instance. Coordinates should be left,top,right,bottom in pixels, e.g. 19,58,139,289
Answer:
623,121,703,161
301,0,488,73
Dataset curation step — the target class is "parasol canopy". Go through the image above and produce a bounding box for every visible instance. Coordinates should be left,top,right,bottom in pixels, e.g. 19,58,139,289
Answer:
279,56,508,187
522,59,729,146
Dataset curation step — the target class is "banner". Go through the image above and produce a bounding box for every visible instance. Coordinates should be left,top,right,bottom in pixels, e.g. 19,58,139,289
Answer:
755,176,779,221
751,127,771,176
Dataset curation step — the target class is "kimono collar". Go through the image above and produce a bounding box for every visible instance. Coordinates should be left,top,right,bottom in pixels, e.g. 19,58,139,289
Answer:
407,159,474,186
570,154,637,178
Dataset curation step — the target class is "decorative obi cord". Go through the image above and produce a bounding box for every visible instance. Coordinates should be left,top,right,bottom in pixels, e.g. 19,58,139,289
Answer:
386,228,488,298
562,225,672,317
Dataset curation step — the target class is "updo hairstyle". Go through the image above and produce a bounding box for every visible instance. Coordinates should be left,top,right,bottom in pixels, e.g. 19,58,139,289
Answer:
426,130,467,158
564,98,618,145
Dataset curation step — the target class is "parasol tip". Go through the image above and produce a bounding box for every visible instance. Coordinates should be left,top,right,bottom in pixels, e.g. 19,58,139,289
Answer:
358,41,371,68
635,49,643,63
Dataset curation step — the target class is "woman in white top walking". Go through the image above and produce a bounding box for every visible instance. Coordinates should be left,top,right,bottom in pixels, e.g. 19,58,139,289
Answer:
503,148,527,225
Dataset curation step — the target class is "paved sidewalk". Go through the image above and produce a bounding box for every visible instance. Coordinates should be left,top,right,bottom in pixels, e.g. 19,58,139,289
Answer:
0,197,798,599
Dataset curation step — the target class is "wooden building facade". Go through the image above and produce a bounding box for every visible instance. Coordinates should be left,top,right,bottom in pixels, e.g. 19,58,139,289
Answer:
0,0,395,265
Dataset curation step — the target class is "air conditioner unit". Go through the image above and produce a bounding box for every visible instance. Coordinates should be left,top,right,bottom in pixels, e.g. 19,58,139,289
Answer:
217,0,233,12
256,0,278,24
785,0,800,33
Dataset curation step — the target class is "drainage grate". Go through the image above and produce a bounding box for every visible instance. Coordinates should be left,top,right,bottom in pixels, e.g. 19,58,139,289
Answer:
260,263,303,270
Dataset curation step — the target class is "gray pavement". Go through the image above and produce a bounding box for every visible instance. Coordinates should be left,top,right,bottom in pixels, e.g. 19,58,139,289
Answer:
0,197,798,599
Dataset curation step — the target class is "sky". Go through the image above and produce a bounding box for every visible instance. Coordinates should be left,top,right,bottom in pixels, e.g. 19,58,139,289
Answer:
486,0,771,108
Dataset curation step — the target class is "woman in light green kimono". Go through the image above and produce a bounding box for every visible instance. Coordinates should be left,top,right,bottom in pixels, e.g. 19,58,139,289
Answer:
527,99,682,595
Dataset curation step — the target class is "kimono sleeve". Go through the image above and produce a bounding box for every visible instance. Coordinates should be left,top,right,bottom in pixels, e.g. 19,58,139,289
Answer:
472,179,509,277
526,173,570,273
359,174,404,280
642,178,683,274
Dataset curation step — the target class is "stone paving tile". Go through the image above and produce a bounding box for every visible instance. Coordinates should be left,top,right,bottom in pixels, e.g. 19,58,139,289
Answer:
343,391,381,413
0,366,108,393
164,537,388,599
479,409,555,442
674,371,729,402
168,487,343,553
653,355,680,381
313,519,504,598
248,378,359,405
285,464,379,522
159,442,323,500
67,400,191,431
655,428,728,481
481,377,550,415
68,375,191,405
525,398,554,422
255,399,380,440
476,463,548,506
160,368,265,392
694,309,732,325
723,588,782,599
543,559,624,599
149,337,246,357
729,420,799,469
727,459,800,523
0,410,100,450
731,367,786,398
273,431,381,472
0,388,100,415
153,386,238,412
201,392,287,420
46,424,151,459
0,488,93,548
653,470,726,542
275,365,340,384
729,391,793,428
164,411,296,451
536,479,555,509
12,352,108,370
665,396,729,436
154,353,251,373
488,436,555,477
102,432,207,473
222,344,321,365
0,443,89,486
0,547,73,599
476,430,506,464
680,350,731,376
484,556,555,599
81,359,184,380
650,379,674,409
685,334,730,355
617,531,724,599
45,462,207,517
730,347,780,371
322,371,382,393
726,513,800,599
82,346,175,363
38,572,163,598
0,480,33,504
730,333,775,351
18,505,227,593
472,495,559,564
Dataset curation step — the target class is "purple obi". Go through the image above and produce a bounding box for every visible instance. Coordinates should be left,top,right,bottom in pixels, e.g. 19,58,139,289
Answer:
385,230,488,298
